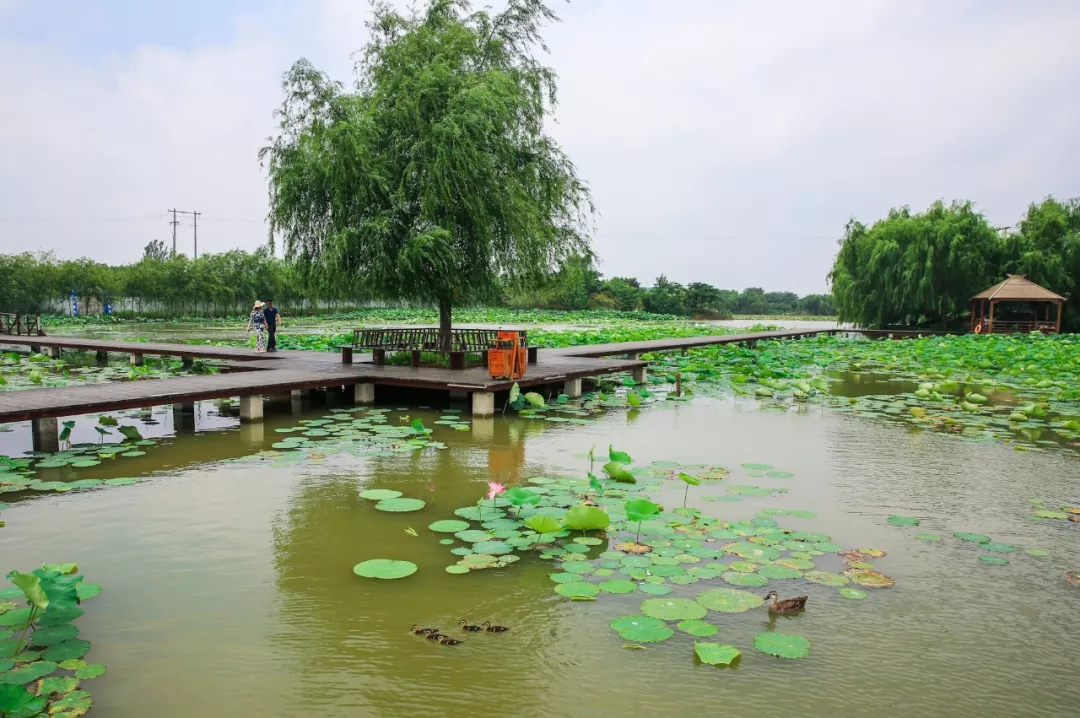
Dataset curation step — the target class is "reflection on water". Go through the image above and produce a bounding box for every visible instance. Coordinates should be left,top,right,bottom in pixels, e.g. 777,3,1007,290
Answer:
1,394,1078,717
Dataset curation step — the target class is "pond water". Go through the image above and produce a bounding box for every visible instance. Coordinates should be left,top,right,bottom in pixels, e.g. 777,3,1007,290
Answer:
1,389,1078,717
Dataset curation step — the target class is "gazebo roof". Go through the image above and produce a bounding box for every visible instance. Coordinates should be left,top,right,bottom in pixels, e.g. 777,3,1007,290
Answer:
972,274,1064,302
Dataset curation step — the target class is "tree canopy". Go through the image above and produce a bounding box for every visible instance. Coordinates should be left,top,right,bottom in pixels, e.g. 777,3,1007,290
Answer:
829,198,1079,330
261,0,593,338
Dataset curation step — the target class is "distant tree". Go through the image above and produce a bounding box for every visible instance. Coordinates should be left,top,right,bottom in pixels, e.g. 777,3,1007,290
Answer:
643,275,686,316
261,0,593,346
735,287,768,314
797,293,836,316
764,291,799,314
143,240,170,261
1003,197,1080,331
604,277,644,312
684,282,731,317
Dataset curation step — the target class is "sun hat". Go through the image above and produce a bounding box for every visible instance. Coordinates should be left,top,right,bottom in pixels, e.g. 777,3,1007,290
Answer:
254,300,265,308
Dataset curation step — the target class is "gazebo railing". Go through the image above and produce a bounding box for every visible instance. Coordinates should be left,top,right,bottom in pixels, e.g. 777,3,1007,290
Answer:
989,320,1059,334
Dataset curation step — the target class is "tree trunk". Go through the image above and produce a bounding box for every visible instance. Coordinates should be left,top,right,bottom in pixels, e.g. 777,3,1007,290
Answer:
438,298,452,351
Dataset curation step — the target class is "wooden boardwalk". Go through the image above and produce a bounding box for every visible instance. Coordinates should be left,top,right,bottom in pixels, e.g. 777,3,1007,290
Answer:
0,326,924,427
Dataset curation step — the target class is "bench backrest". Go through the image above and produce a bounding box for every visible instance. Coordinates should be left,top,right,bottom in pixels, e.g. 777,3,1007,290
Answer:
351,328,528,352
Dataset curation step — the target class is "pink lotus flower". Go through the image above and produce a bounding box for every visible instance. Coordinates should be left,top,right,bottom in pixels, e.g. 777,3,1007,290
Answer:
487,481,506,500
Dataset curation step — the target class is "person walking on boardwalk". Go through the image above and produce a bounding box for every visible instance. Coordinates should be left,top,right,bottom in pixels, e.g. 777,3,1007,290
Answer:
246,300,267,353
262,299,281,353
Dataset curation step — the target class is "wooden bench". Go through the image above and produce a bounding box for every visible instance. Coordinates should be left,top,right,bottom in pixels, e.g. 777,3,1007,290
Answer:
340,328,532,369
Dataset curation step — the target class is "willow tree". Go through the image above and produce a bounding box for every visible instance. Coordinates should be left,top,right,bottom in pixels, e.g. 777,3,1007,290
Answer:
261,0,593,344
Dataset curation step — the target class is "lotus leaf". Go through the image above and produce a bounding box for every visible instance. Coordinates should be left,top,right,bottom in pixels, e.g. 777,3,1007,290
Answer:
954,532,991,543
0,684,46,717
74,583,100,601
563,504,610,531
28,625,77,647
696,588,764,613
722,571,767,587
374,497,425,512
41,639,91,662
694,642,741,666
838,588,868,600
1024,548,1049,557
982,542,1017,553
36,675,78,695
49,688,92,715
560,561,595,575
609,616,673,643
757,565,802,580
555,582,600,598
445,565,470,574
775,558,815,570
753,632,809,659
524,392,545,408
843,569,894,588
603,462,636,483
598,580,637,594
887,515,920,527
0,660,57,684
637,582,672,595
916,533,942,541
352,559,417,580
608,446,633,464
804,571,849,587
677,619,717,637
524,515,562,535
979,556,1009,566
74,663,105,680
56,659,84,671
471,540,512,555
428,520,471,533
359,489,402,500
640,597,707,621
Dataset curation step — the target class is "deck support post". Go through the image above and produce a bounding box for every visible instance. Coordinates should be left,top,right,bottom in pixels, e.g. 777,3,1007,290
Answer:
29,345,40,354
47,346,61,359
563,377,582,398
173,402,195,415
31,417,59,454
290,389,307,414
95,350,108,364
129,353,144,366
181,356,194,369
631,366,648,385
239,395,264,423
172,403,196,434
626,351,641,360
472,391,495,417
353,382,375,405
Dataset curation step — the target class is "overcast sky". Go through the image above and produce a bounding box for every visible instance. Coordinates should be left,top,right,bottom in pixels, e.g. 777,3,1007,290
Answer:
1,0,1078,294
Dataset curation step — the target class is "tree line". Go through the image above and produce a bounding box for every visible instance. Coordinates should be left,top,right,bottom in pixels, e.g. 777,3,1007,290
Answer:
0,242,833,319
829,197,1079,331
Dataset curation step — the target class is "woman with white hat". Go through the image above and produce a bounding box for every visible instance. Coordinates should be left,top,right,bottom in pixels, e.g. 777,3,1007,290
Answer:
246,300,267,353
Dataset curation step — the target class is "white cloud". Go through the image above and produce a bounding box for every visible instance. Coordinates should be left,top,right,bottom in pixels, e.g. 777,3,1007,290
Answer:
1,0,1078,293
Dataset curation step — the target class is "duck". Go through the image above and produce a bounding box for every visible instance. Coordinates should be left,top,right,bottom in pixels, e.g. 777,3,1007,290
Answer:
459,620,483,632
482,621,510,633
437,635,463,646
426,632,447,642
765,591,808,614
411,625,440,636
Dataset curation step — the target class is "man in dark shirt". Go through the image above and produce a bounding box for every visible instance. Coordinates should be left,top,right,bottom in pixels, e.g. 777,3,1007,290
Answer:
263,300,281,352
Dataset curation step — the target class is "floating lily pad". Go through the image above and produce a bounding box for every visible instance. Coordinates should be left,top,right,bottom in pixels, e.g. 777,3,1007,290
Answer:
677,619,717,637
352,559,418,579
36,674,78,696
916,533,942,541
0,684,46,716
560,561,595,574
982,542,1017,553
954,532,991,543
637,582,673,596
695,588,764,613
979,556,1009,566
445,565,470,574
804,571,849,587
694,642,741,666
722,571,767,587
640,598,706,621
753,632,809,659
27,625,77,647
120,451,146,458
75,663,106,679
0,660,57,684
359,489,403,500
69,460,101,468
887,515,920,527
838,587,868,600
741,463,772,471
758,565,802,580
374,497,426,512
41,639,90,662
555,582,600,598
74,583,100,601
49,689,92,715
102,478,135,486
1024,548,1049,557
609,616,673,643
598,580,637,594
844,569,894,588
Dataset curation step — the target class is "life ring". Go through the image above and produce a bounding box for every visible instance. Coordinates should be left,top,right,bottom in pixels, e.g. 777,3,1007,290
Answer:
974,323,983,334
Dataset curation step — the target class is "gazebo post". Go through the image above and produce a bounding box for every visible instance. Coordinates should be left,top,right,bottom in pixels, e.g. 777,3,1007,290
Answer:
1056,300,1063,333
988,300,995,333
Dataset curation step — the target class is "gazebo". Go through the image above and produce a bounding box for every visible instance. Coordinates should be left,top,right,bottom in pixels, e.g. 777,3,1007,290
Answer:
970,274,1064,334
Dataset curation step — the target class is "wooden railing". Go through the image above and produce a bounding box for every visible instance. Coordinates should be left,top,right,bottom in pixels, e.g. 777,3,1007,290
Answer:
989,320,1058,334
340,328,532,369
0,313,45,336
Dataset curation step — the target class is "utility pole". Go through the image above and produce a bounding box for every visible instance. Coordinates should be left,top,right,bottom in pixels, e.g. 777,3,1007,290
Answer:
192,211,201,259
169,209,179,256
168,209,199,257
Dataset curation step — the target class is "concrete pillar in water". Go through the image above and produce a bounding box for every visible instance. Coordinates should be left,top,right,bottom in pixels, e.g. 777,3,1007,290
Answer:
181,356,194,369
239,395,264,423
95,350,108,364
31,417,59,453
291,389,306,415
29,345,41,354
631,365,648,385
472,391,495,417
129,353,144,366
173,403,196,434
563,377,582,398
353,382,375,405
47,346,62,359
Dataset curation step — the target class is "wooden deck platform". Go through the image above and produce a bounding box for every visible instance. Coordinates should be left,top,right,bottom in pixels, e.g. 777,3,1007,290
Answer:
0,326,931,429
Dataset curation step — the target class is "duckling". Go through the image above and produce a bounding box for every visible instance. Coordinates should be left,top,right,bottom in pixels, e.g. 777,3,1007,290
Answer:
437,635,463,646
459,619,483,632
426,632,447,641
482,621,510,633
764,590,808,614
411,625,440,636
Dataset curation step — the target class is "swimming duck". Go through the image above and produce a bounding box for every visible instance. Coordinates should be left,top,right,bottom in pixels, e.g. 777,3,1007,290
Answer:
437,635,463,646
483,621,510,633
459,620,483,632
411,625,440,636
765,591,808,614
426,632,447,641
